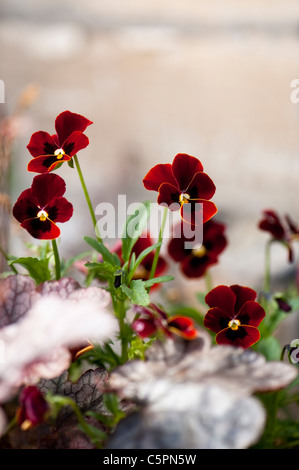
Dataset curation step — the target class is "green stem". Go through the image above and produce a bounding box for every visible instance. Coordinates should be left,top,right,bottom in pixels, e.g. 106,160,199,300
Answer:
118,299,128,364
51,239,61,280
264,240,272,293
0,245,18,273
73,154,102,242
205,270,213,293
149,206,168,281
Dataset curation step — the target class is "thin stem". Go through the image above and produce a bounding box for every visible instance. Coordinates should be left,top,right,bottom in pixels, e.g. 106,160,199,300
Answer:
149,206,168,281
264,240,272,293
51,239,61,280
118,299,128,364
73,154,102,242
205,270,213,293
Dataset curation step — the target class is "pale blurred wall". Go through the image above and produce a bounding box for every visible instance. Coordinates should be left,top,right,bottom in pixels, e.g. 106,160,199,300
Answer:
1,0,299,302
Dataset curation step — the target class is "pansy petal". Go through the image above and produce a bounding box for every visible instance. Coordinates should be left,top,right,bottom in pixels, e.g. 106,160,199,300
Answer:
31,173,66,207
27,154,71,174
180,254,216,278
258,210,286,239
27,131,57,158
237,301,265,327
171,154,204,191
62,131,90,157
21,218,61,240
46,197,74,223
187,171,216,200
55,110,93,146
204,306,233,333
216,325,260,349
143,163,177,192
132,319,157,338
205,285,236,315
157,183,181,208
168,235,190,262
180,200,218,225
230,285,257,315
13,198,38,223
168,315,198,340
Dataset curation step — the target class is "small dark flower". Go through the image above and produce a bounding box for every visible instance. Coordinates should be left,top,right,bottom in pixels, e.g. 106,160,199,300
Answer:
13,173,73,239
132,303,198,340
204,285,265,349
27,110,92,173
168,219,227,278
16,386,49,430
143,153,217,225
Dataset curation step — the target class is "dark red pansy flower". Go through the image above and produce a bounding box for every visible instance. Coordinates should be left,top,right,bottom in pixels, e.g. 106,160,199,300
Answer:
132,303,198,340
13,173,73,239
258,209,299,263
16,386,49,430
204,285,265,349
27,110,92,173
143,153,217,225
168,219,227,278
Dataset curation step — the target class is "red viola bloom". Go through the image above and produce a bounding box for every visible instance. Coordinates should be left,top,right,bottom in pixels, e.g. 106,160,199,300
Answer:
132,303,198,340
16,386,49,430
27,110,92,173
204,285,265,349
258,210,299,262
13,173,73,239
143,153,217,225
168,219,227,278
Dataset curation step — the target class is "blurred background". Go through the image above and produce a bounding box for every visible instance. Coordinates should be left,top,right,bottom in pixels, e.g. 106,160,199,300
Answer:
1,0,299,338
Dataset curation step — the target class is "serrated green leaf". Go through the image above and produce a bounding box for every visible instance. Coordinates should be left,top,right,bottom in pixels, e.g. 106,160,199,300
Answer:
120,279,150,306
121,201,151,263
8,257,52,284
84,236,120,267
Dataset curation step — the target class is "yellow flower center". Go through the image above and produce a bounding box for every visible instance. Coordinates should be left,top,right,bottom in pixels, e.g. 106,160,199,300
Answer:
179,193,190,205
54,148,65,159
192,244,207,258
228,319,241,331
37,209,49,221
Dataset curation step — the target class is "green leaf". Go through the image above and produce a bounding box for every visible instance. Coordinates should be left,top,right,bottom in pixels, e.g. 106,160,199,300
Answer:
121,201,151,263
253,336,283,361
8,257,51,284
128,242,161,282
67,159,74,169
120,279,150,306
83,236,120,267
142,275,174,288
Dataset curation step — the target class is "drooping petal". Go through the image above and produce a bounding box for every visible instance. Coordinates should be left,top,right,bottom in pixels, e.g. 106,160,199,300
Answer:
167,315,198,340
205,285,236,316
258,210,286,240
237,301,265,327
230,285,257,315
180,199,218,225
143,163,177,191
13,197,38,223
21,218,61,240
157,182,181,208
31,173,66,207
46,197,73,223
55,110,93,146
187,172,216,201
27,154,71,173
132,318,158,338
27,131,57,157
61,131,90,157
203,306,233,333
171,154,204,191
216,325,260,349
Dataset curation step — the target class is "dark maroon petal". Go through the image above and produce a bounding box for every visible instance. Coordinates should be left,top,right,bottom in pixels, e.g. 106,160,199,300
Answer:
204,306,233,333
167,315,198,340
46,197,73,223
237,301,265,327
132,318,157,338
275,297,292,312
180,200,218,225
55,110,92,146
27,131,57,158
229,285,257,315
143,163,177,192
205,285,236,315
27,154,71,173
202,220,227,256
157,182,181,208
171,154,204,191
18,386,49,426
186,172,216,201
258,210,286,239
13,198,38,223
168,235,189,262
216,325,260,349
31,173,66,207
21,218,61,240
180,254,216,278
62,131,90,157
